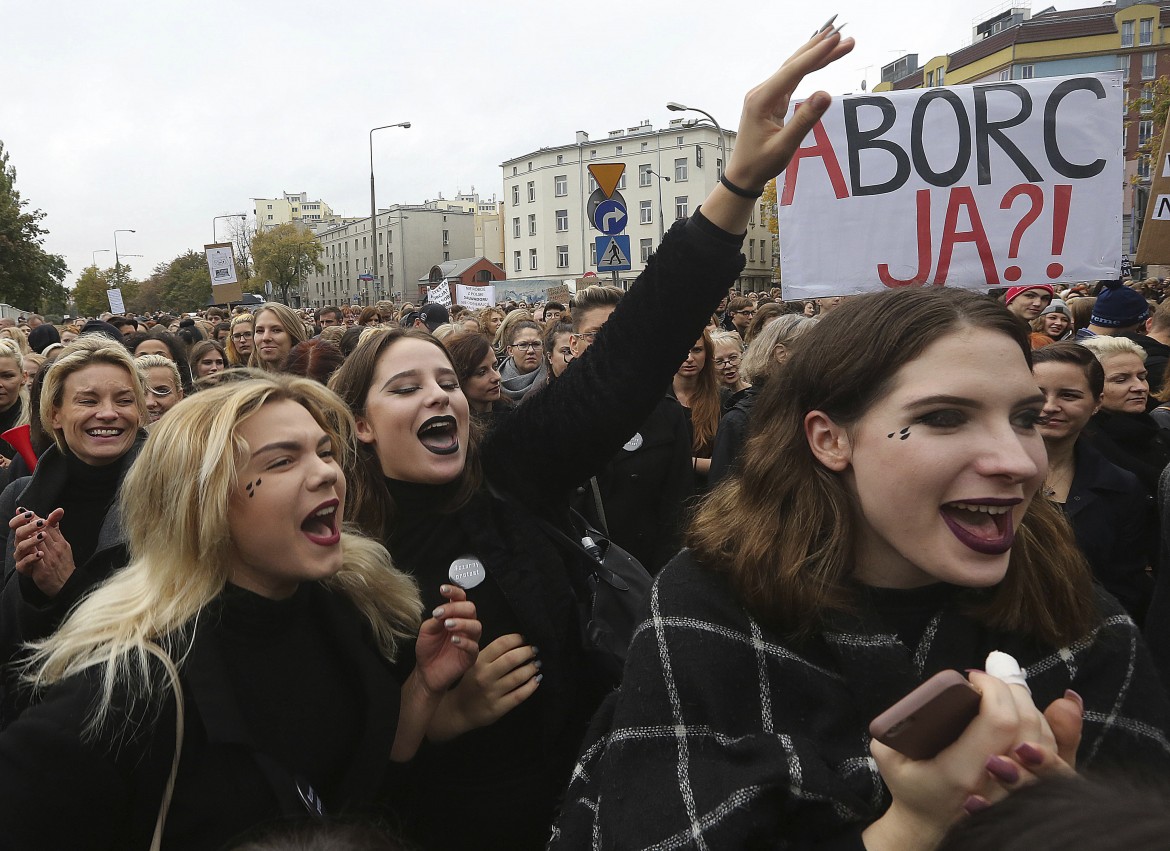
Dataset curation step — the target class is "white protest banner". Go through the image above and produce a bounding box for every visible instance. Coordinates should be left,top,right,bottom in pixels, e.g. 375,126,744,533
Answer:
456,284,495,309
427,283,452,307
778,73,1123,299
204,243,238,285
107,288,125,314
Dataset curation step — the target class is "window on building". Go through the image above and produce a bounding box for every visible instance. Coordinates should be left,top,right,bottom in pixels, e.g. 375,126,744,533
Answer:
529,248,538,270
927,70,934,87
1143,84,1153,113
528,214,536,236
1123,19,1136,47
1144,52,1157,79
556,209,569,231
616,145,623,155
1140,119,1154,146
557,154,564,165
514,250,521,272
639,164,652,187
555,174,568,196
513,217,520,239
640,238,653,262
267,214,273,221
442,229,449,245
378,232,383,244
675,196,689,219
716,157,723,178
590,149,597,159
640,200,653,224
1139,154,1152,180
588,175,597,192
676,135,684,146
267,204,273,210
641,141,648,150
512,166,518,176
512,185,520,206
617,174,626,190
675,158,688,182
1141,17,1154,45
938,66,945,85
527,181,536,202
443,251,450,261
1020,64,1034,79
557,245,569,268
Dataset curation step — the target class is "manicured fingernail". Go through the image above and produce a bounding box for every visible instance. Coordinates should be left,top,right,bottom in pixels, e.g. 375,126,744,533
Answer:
36,533,42,540
827,22,846,37
534,673,543,683
432,607,445,619
439,584,450,594
1015,743,1044,767
963,795,991,814
985,755,1020,784
531,645,539,654
444,619,456,629
815,13,837,34
450,635,461,644
1064,689,1085,711
22,512,31,519
35,520,43,527
534,659,543,670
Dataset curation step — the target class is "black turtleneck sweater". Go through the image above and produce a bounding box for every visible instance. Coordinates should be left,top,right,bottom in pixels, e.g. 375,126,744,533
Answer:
57,450,127,569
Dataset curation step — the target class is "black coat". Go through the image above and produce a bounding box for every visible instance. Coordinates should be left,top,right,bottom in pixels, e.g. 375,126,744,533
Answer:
575,394,694,573
386,212,745,849
0,435,146,727
0,583,404,851
1062,438,1154,621
709,384,760,487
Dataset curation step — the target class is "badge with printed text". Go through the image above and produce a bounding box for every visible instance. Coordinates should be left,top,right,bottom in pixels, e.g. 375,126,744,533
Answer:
448,555,486,589
622,433,643,452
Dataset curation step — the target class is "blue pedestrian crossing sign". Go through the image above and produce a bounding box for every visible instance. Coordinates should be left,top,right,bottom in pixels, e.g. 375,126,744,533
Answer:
593,199,628,235
596,235,631,272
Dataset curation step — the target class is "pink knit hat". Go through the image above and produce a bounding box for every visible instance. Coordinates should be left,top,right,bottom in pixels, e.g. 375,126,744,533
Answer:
1003,284,1054,304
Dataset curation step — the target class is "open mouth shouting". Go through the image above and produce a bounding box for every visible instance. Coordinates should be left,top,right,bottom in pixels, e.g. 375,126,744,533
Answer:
940,498,1021,556
418,415,460,456
301,498,341,546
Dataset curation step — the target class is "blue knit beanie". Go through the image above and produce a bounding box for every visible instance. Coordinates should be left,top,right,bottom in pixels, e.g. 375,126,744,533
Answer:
1091,279,1150,328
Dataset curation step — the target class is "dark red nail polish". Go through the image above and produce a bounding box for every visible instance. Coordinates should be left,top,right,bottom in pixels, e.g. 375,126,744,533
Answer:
1015,742,1044,767
986,755,1020,784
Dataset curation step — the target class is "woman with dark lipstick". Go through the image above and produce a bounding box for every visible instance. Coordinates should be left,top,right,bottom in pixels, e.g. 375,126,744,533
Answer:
329,26,865,848
552,287,1170,850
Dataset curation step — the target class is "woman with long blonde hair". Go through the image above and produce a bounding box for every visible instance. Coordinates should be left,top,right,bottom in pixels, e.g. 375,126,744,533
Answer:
0,374,480,849
248,303,308,373
225,313,254,367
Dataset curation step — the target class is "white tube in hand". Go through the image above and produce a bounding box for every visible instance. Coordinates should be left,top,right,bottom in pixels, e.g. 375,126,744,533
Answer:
985,650,1030,693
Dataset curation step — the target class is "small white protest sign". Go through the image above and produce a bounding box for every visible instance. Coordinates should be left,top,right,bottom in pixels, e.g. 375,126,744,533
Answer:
456,284,495,309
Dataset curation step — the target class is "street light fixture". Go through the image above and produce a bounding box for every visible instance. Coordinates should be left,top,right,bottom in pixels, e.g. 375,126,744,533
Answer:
91,249,111,269
666,101,728,178
113,229,136,283
212,213,248,243
646,168,671,241
369,121,412,303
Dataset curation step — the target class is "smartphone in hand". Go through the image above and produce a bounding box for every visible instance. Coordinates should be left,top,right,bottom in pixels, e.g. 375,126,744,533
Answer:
869,670,981,760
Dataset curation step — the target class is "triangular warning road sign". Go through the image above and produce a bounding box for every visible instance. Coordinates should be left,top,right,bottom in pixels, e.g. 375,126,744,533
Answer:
588,163,626,198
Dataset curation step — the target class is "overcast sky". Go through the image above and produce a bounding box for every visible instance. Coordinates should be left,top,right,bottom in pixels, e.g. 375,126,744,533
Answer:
2,0,1085,290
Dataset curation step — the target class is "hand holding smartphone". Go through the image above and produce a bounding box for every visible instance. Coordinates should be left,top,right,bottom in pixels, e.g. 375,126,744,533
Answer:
869,670,982,760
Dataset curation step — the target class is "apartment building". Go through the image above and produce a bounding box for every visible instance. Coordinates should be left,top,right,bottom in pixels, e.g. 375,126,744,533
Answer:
253,191,337,231
500,120,774,292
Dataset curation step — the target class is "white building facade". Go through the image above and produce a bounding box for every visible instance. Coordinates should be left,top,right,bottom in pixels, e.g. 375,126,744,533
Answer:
500,120,774,292
304,204,475,308
253,191,337,231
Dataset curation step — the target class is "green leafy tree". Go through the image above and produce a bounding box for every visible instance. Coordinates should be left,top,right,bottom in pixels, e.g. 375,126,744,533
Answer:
0,140,67,311
72,265,114,317
252,223,323,305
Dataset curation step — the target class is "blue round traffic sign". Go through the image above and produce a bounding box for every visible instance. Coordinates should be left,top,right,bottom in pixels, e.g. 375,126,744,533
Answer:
593,199,628,235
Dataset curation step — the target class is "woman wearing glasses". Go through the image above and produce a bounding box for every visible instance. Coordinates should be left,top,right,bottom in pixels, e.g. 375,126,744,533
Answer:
711,329,749,395
498,320,548,403
226,314,254,368
0,337,148,726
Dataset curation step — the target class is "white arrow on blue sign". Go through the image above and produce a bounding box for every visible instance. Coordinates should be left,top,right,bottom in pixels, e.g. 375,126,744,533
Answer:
593,199,628,236
596,235,632,272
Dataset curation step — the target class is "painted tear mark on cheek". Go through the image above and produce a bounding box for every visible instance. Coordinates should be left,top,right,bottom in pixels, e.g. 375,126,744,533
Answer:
888,427,911,440
245,478,262,498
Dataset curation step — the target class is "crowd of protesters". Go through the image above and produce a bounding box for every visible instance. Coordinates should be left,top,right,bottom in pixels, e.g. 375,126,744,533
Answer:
1,26,1170,851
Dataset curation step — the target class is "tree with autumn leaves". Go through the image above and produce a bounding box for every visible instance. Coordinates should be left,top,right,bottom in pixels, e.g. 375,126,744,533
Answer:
251,222,323,305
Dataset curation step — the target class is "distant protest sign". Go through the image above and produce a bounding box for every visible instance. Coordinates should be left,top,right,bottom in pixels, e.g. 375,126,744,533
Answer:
778,73,1123,299
205,243,243,303
107,288,125,314
426,283,452,307
456,284,495,309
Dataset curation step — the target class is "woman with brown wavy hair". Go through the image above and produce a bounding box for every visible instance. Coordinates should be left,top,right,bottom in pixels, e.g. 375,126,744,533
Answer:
553,286,1170,850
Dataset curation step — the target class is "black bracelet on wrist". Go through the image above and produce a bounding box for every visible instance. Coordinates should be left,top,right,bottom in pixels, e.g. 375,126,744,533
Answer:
719,173,765,199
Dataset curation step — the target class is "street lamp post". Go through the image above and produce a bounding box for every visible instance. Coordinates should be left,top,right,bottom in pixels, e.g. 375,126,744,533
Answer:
113,229,136,285
91,249,111,269
646,168,671,241
212,213,247,243
666,102,728,177
369,121,411,303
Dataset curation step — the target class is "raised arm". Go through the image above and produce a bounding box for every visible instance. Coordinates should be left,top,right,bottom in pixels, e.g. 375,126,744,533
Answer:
483,29,856,509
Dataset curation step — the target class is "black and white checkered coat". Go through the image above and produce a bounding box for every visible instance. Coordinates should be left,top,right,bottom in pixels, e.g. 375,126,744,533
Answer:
550,552,1170,850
